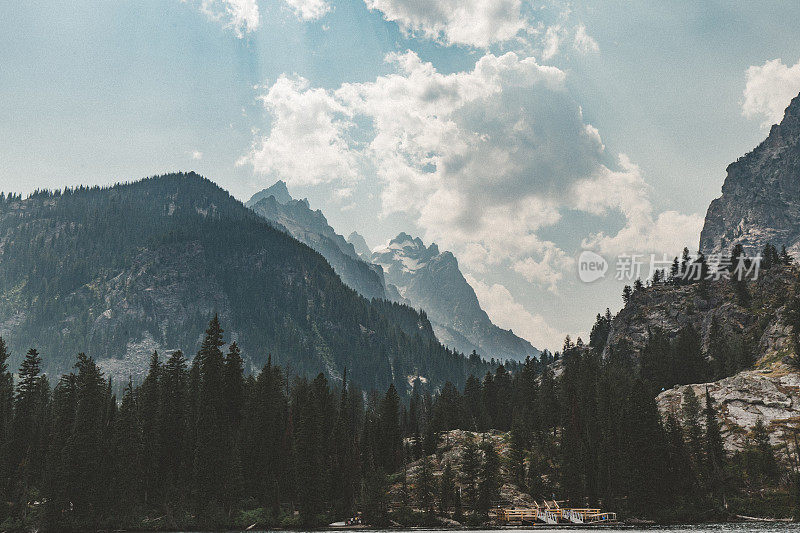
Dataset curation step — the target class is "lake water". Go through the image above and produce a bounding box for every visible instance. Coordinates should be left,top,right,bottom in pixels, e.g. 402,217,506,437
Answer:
200,526,800,533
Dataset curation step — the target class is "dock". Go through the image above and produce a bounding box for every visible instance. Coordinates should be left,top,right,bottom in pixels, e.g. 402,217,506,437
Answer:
493,500,617,525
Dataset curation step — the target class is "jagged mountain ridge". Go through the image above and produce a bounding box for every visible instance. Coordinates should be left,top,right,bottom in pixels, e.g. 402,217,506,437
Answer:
247,190,387,300
373,233,539,362
0,173,491,391
700,92,800,258
347,231,372,262
247,185,539,362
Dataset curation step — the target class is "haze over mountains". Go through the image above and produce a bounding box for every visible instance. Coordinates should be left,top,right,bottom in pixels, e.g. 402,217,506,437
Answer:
371,234,539,362
0,173,495,391
247,182,539,362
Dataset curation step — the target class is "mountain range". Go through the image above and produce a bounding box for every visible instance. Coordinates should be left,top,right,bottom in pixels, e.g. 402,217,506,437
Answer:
0,173,494,391
246,183,538,362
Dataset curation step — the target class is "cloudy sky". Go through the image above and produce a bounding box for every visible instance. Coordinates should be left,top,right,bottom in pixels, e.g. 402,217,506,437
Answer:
2,1,800,351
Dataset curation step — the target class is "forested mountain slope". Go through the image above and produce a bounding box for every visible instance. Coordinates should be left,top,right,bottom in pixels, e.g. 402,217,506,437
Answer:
247,186,387,300
0,173,490,391
592,252,800,451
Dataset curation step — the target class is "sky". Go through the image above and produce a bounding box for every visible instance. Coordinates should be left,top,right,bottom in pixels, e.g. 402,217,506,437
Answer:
2,1,800,351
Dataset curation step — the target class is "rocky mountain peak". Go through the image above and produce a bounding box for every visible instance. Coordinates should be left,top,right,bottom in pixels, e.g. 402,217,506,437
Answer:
347,231,372,260
373,231,538,362
700,91,800,258
246,180,292,207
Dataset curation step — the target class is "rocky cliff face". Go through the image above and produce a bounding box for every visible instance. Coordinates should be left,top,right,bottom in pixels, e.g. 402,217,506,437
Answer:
373,233,539,362
700,92,800,258
603,265,795,357
657,367,800,451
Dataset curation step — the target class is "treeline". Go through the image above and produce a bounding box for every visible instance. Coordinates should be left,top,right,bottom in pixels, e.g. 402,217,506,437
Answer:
2,315,800,530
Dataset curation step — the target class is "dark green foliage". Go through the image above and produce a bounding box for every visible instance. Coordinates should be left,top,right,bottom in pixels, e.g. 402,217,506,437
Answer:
704,388,727,508
477,439,500,515
460,435,481,511
640,325,710,391
362,469,389,527
0,338,12,523
415,454,436,514
438,461,456,515
0,173,495,394
1,304,795,528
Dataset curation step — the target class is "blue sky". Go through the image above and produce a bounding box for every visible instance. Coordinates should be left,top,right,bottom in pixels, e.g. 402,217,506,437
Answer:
3,0,800,350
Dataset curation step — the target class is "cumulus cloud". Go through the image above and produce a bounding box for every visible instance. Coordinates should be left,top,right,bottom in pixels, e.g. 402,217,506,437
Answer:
284,0,330,20
466,275,565,350
241,75,359,186
245,50,699,295
199,0,259,37
573,155,704,256
363,0,529,48
742,58,800,127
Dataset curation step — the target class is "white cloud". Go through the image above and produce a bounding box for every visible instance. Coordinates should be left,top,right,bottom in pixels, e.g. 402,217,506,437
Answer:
191,150,203,159
542,26,562,61
284,0,330,20
466,275,565,351
245,50,698,293
199,0,260,37
573,23,599,54
573,155,704,257
742,58,800,127
241,75,359,186
363,0,529,48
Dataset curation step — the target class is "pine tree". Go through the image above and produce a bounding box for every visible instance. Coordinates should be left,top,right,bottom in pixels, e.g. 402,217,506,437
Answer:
439,461,456,515
751,418,777,484
192,315,231,517
708,317,732,380
415,454,436,515
0,337,12,520
622,379,669,516
664,413,698,509
223,342,245,434
111,377,144,522
463,375,486,431
159,350,189,496
330,369,359,519
539,366,559,440
10,348,49,519
378,383,402,473
64,354,113,527
509,418,528,490
781,245,793,265
460,435,481,511
681,387,704,481
477,439,499,515
622,284,632,304
139,351,161,504
704,388,727,508
362,468,389,526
